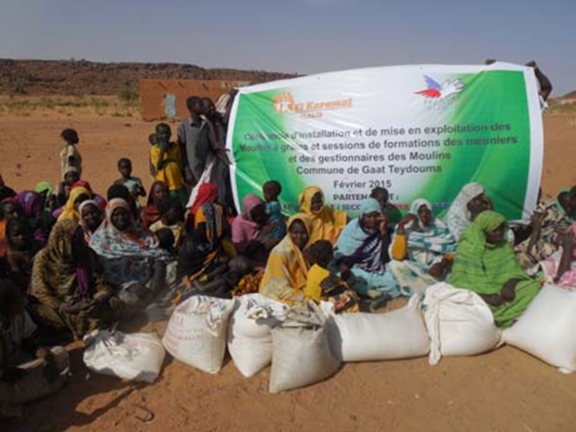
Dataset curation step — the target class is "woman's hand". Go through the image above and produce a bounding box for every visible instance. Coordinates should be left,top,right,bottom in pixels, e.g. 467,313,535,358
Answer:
59,300,94,314
527,212,546,250
554,232,575,281
531,211,545,228
501,279,519,302
261,237,280,251
428,262,445,279
483,293,503,307
482,196,494,211
396,214,417,234
258,221,280,237
379,214,389,236
559,230,575,248
339,262,352,281
216,148,232,165
93,291,110,304
58,303,75,314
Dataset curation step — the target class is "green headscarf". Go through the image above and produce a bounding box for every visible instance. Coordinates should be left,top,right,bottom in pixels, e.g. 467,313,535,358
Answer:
449,211,539,328
35,182,53,209
35,182,53,196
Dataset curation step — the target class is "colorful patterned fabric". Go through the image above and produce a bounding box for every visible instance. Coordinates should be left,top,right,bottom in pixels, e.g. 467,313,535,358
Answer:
304,264,360,313
29,220,114,338
190,183,219,215
89,198,168,286
516,193,574,269
177,202,227,283
539,248,576,289
400,199,456,267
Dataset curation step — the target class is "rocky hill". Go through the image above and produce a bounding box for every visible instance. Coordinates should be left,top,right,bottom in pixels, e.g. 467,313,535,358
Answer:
0,59,295,96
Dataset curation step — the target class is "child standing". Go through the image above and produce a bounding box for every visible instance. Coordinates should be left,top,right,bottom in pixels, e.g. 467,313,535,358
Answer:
60,128,82,178
148,133,157,179
262,180,286,240
150,123,186,206
114,158,146,209
150,197,185,250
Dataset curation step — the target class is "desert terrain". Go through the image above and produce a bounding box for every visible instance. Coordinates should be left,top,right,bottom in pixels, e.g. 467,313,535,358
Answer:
1,99,575,432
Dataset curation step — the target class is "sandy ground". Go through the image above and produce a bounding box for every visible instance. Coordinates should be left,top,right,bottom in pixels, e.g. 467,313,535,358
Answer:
1,110,576,432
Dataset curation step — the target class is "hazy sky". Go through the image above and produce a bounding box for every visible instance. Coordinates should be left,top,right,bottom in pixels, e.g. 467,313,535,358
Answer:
1,0,574,96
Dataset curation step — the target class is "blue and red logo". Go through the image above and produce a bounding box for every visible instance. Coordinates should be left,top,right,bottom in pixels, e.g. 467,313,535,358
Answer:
416,75,465,100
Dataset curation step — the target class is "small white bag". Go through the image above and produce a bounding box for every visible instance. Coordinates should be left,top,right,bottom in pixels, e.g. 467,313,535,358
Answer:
269,302,340,393
327,296,430,362
83,330,165,383
423,283,501,365
163,296,236,374
227,294,288,378
504,285,576,373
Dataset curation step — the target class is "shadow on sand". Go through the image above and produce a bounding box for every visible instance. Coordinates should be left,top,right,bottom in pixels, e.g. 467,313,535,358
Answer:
5,335,156,431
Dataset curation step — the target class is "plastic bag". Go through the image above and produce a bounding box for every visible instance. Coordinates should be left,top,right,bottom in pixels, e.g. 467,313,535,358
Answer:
227,294,287,378
163,296,235,374
327,296,430,362
269,302,340,393
423,283,501,365
504,285,576,373
83,330,165,383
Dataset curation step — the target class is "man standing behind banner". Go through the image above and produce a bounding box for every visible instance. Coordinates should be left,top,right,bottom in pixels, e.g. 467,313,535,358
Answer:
178,96,215,187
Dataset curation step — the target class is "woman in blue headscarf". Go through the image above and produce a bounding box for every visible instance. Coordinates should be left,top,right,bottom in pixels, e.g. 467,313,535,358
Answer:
335,198,402,298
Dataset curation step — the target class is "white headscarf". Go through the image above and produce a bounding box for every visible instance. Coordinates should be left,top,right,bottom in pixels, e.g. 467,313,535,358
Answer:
400,199,456,266
408,199,435,230
444,183,485,241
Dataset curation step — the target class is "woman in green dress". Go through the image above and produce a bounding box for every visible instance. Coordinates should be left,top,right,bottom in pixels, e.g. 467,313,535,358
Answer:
449,211,540,328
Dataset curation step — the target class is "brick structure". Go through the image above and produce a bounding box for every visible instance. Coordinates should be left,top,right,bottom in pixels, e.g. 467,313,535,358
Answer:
139,79,249,121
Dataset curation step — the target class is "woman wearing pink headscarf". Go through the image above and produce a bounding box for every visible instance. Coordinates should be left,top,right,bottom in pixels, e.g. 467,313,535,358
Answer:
232,194,280,264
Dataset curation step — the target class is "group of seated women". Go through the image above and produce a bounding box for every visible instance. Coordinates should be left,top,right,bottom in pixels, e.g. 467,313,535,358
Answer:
2,172,576,416
258,182,576,329
4,177,576,335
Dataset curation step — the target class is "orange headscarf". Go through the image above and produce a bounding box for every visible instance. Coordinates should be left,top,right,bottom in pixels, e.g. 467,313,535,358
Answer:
57,187,91,223
259,214,314,305
299,186,347,245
